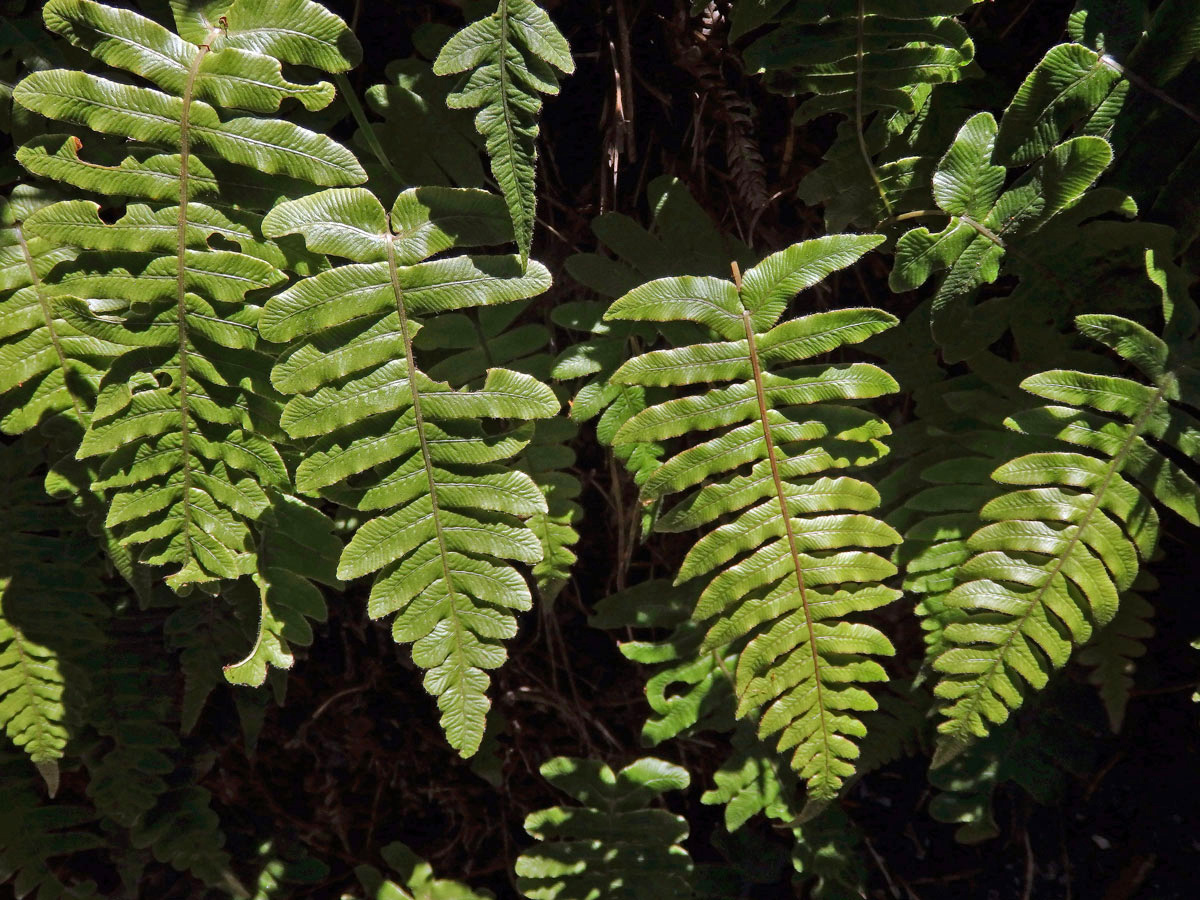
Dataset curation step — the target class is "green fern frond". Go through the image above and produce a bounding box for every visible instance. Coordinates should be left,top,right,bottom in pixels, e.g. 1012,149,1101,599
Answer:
355,27,486,191
701,721,796,832
931,263,1200,762
433,0,575,266
788,804,869,900
521,417,582,601
890,109,1113,360
557,177,754,531
411,257,581,599
515,756,693,900
80,626,239,892
260,185,558,757
929,691,1098,844
1080,572,1156,733
11,0,364,593
0,185,111,440
606,235,903,804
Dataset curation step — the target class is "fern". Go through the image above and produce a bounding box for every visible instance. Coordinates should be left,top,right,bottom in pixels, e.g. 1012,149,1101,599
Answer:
515,756,693,900
931,253,1200,762
352,841,492,900
412,279,581,600
80,623,239,893
557,177,755,542
735,0,981,221
590,579,734,744
222,492,341,686
433,0,574,266
1080,572,1156,733
259,185,557,756
11,0,364,593
0,748,101,899
0,439,106,790
735,1,981,122
928,688,1099,844
890,109,1113,360
606,235,902,804
700,721,796,832
354,26,486,191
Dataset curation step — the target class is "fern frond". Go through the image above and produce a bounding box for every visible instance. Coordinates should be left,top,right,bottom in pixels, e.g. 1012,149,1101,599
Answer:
352,841,493,900
607,236,902,804
890,109,1113,359
515,756,693,900
929,691,1097,844
1080,572,1156,733
589,579,734,744
81,625,238,891
788,804,869,900
261,185,558,757
355,30,486,191
433,0,575,265
558,177,754,512
12,0,364,593
931,268,1200,762
223,493,341,687
737,1,981,114
701,721,796,832
0,440,107,788
0,185,114,440
0,749,102,899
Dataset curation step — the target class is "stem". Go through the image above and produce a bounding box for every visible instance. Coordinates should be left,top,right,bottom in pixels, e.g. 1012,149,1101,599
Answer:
1100,54,1200,127
384,213,468,689
736,262,832,783
176,35,214,562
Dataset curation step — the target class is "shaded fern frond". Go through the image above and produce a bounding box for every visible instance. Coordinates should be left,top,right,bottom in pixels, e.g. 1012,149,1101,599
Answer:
700,721,796,832
222,493,341,687
354,27,486,192
515,756,693,900
557,177,754,530
589,579,733,745
735,1,981,125
0,749,102,900
260,185,558,757
0,439,107,788
80,624,239,892
0,185,113,440
931,261,1200,762
1080,572,1156,733
12,0,364,593
606,236,902,804
433,0,575,265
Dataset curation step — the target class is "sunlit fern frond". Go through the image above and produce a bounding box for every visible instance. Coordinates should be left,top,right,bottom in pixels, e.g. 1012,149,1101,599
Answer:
260,184,558,756
606,235,903,804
